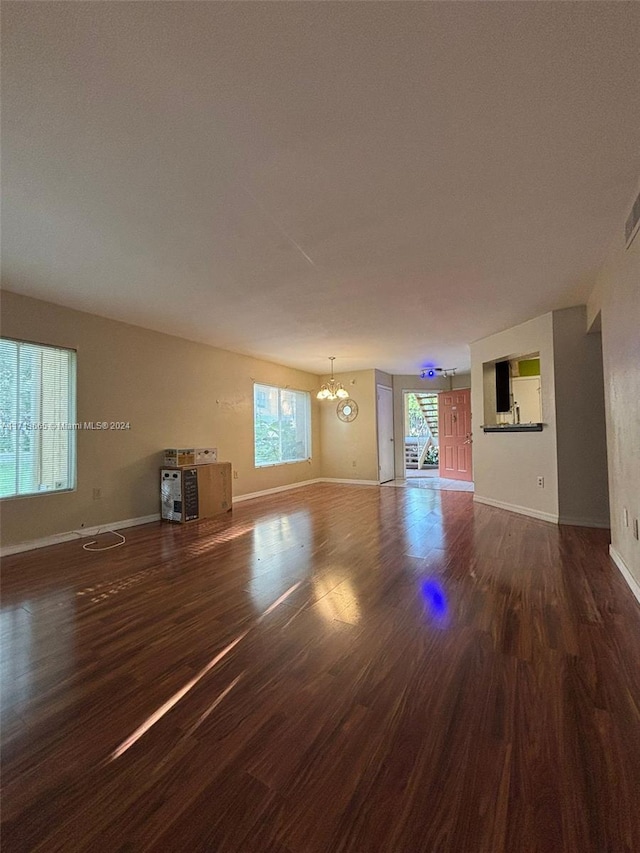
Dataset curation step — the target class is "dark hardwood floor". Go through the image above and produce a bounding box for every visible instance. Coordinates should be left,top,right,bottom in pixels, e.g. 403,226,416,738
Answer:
2,484,640,852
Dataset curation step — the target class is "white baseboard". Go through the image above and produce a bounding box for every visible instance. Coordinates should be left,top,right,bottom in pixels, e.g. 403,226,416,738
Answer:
233,478,322,503
473,494,559,524
233,477,380,504
318,478,380,486
3,479,384,554
609,545,640,606
559,515,611,529
1,513,161,557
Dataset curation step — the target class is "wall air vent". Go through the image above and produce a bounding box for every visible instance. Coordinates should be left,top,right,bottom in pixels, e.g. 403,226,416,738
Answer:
625,188,640,249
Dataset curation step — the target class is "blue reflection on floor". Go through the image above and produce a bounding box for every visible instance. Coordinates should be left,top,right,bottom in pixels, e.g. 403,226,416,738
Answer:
420,579,448,624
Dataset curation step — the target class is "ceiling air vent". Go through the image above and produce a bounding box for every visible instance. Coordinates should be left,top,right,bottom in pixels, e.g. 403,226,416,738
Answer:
625,188,640,249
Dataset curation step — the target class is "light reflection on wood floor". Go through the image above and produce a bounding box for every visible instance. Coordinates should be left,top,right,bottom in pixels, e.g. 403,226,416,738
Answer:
1,483,639,852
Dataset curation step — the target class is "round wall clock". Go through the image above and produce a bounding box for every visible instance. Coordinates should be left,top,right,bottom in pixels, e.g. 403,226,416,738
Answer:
336,398,358,422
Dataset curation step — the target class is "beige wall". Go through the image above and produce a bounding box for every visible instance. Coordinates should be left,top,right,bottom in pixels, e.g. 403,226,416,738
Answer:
320,368,473,484
588,198,640,588
552,305,609,527
0,291,323,547
470,313,560,521
319,369,379,482
471,298,631,542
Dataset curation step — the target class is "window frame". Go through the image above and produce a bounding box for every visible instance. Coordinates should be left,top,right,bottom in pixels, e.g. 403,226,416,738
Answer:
253,382,312,468
0,337,77,500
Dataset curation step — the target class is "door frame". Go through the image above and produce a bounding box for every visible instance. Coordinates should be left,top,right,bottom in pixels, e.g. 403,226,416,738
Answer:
376,384,395,484
402,389,440,478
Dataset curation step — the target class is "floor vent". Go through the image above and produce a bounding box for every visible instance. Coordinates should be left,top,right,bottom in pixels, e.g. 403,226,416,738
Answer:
625,188,640,248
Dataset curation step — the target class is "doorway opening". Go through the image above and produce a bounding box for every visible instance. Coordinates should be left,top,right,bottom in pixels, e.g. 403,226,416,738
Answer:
403,392,439,478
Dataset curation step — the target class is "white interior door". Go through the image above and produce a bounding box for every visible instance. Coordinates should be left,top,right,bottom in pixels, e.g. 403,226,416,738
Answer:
377,385,395,483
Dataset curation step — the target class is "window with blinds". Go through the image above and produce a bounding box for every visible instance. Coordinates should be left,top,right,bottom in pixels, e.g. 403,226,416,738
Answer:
0,339,77,498
254,383,311,467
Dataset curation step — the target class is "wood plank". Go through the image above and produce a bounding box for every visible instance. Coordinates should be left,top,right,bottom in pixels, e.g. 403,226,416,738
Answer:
1,484,639,852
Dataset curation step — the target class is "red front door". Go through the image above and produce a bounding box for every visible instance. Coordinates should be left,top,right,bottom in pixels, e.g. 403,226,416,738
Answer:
438,389,472,481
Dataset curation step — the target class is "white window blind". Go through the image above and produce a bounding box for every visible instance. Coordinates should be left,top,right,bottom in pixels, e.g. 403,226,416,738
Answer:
254,383,311,467
0,339,77,498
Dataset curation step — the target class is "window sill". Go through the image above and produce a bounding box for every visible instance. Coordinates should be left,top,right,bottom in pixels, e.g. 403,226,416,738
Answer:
255,458,312,469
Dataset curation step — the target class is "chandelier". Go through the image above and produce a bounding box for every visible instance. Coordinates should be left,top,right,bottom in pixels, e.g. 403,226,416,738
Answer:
317,357,349,400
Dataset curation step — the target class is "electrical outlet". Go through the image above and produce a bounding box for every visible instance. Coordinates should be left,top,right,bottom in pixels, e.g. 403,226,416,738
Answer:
92,488,101,500
233,470,238,479
634,519,639,541
537,476,544,488
623,508,629,527
352,460,357,468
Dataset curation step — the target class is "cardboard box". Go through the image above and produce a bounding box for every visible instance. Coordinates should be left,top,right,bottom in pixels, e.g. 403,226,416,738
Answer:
164,448,195,467
195,447,218,464
164,447,217,467
161,468,200,522
160,462,232,523
195,462,231,518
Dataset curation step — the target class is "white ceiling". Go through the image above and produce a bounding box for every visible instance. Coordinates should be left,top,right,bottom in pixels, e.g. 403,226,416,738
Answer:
2,3,639,375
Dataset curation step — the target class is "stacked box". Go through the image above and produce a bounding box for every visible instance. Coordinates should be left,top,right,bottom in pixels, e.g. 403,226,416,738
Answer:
195,447,218,464
164,447,217,467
